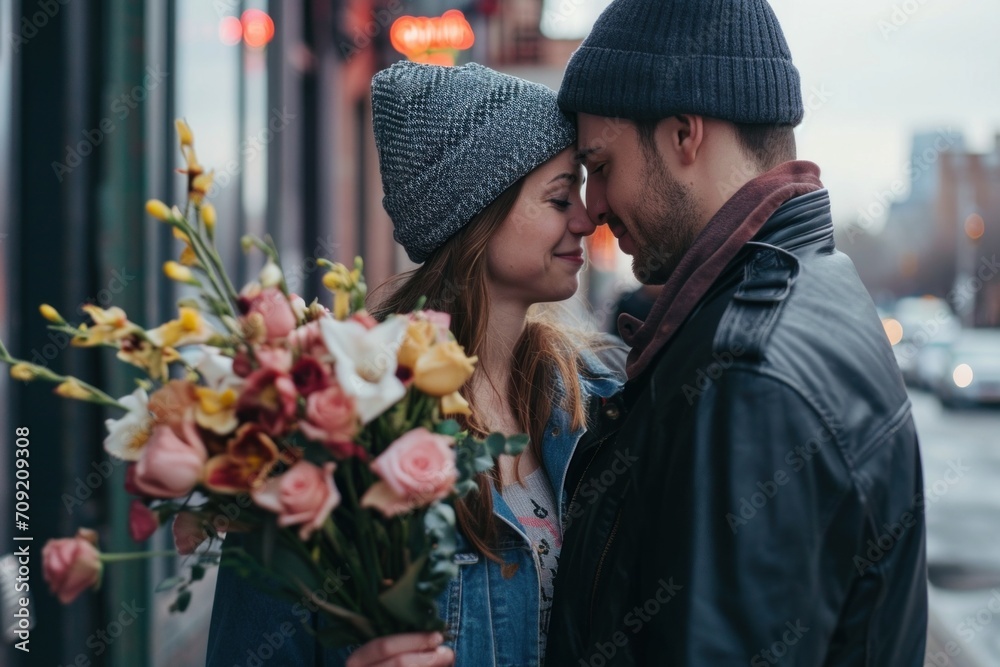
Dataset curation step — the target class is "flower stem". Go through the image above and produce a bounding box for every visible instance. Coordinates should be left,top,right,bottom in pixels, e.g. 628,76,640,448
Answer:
100,550,180,563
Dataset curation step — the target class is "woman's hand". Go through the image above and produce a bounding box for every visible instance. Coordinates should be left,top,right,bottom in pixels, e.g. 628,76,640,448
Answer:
345,632,454,667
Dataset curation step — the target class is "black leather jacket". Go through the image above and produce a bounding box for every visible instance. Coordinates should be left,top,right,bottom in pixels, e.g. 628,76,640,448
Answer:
548,190,928,666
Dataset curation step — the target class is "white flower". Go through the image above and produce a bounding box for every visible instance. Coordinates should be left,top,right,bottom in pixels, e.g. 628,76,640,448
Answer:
104,388,153,461
319,315,408,424
185,345,241,391
259,261,284,288
184,345,243,435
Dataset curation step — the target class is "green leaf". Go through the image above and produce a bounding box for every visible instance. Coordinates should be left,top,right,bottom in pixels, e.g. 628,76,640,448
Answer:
377,555,439,628
435,419,460,436
506,434,529,454
155,576,184,592
484,433,506,457
190,564,206,581
174,589,192,613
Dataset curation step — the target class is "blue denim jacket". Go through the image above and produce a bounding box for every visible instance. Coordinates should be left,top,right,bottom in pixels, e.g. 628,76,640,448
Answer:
205,351,624,667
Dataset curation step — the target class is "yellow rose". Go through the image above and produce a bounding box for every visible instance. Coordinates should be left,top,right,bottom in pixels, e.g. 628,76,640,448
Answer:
398,320,437,369
413,341,477,397
440,390,471,416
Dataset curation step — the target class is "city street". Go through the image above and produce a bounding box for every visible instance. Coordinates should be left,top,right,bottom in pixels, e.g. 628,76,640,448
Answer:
912,389,1000,666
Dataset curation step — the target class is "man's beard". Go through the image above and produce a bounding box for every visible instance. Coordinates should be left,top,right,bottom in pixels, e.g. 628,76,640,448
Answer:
618,156,701,285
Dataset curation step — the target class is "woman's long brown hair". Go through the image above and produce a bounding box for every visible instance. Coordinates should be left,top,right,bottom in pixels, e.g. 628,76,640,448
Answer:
370,178,588,563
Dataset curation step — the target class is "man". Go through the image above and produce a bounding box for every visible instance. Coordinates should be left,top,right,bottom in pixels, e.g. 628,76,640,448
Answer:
547,1,928,665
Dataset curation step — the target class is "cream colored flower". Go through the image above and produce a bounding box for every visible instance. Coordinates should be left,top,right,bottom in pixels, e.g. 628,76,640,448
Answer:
103,388,153,461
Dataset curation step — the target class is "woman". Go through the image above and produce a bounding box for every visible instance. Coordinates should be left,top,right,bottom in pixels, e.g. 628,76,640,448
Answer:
205,61,625,667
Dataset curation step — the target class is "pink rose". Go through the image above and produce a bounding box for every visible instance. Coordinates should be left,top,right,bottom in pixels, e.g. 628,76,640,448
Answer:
124,463,140,496
172,512,208,555
288,321,328,359
299,383,359,453
361,428,457,517
236,368,299,435
128,500,159,542
42,528,103,604
249,287,297,341
255,345,293,373
251,461,340,540
134,423,208,498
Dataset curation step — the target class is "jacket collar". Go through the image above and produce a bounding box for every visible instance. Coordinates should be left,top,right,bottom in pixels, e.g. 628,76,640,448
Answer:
751,188,835,252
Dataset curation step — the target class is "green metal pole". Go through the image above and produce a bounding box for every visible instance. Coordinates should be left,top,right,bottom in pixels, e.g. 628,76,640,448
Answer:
98,0,151,664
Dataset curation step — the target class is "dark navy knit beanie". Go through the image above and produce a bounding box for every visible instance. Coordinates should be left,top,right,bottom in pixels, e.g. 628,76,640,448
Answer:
558,0,804,125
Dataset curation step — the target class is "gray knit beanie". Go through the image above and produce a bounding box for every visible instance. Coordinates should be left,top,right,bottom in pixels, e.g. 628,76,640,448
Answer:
558,0,804,125
372,61,576,263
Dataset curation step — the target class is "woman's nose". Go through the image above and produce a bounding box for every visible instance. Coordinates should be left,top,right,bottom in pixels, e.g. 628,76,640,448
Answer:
569,206,598,237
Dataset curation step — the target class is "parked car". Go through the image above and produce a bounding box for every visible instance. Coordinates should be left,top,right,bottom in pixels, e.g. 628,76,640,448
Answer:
915,339,957,390
883,297,960,386
935,329,1000,408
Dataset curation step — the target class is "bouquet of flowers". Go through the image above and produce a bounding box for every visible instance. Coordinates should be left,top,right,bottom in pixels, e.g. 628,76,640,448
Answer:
0,120,524,646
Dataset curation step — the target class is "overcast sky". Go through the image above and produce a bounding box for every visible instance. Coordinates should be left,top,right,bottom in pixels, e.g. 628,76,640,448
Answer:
541,0,1000,230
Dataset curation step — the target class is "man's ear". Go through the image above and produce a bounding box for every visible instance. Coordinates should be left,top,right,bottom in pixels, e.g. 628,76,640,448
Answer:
668,114,705,166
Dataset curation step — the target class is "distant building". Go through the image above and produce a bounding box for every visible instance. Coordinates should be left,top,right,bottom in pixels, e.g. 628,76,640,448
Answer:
843,130,1000,328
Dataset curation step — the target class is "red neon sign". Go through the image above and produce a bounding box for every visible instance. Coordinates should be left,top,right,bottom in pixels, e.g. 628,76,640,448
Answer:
390,9,475,65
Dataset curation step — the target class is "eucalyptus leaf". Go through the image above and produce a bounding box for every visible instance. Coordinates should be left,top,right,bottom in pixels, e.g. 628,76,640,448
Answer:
155,576,184,592
435,419,460,436
484,433,506,457
506,434,529,454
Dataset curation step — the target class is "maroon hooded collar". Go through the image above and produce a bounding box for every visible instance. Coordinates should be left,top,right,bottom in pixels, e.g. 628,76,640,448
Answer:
619,160,824,379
